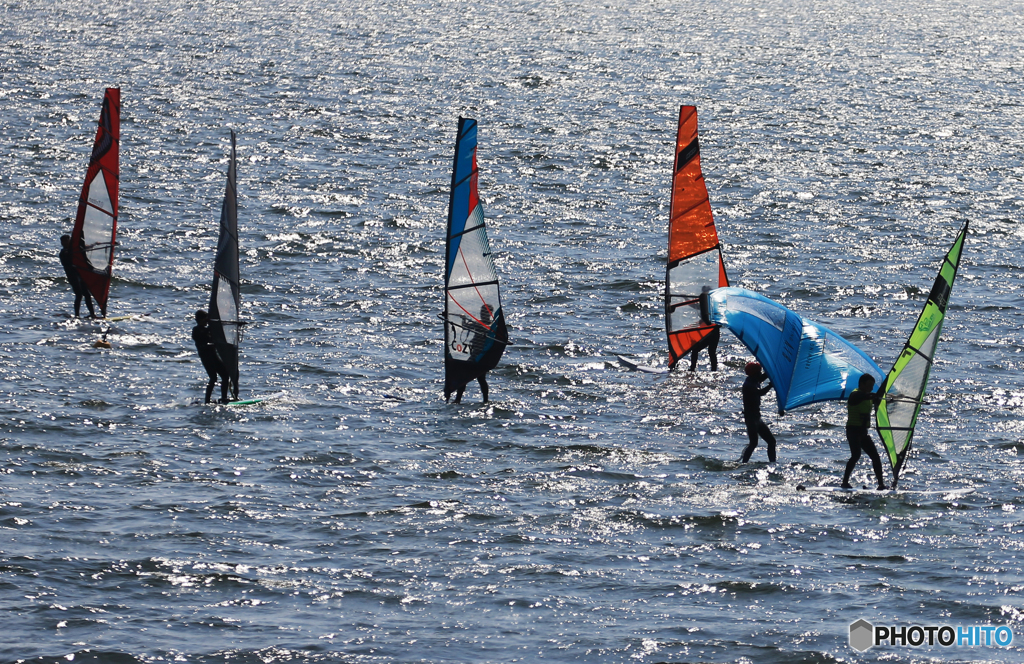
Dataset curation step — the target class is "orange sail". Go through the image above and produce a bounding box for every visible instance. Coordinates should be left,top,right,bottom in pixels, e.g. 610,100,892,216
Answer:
664,106,728,368
70,88,120,318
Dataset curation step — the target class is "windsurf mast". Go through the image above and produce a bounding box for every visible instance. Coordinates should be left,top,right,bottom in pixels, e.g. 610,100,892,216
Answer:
443,118,508,400
665,106,729,369
208,130,241,402
876,222,968,488
70,88,120,318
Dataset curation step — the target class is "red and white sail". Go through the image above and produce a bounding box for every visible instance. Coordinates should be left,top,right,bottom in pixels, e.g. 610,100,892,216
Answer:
70,88,120,317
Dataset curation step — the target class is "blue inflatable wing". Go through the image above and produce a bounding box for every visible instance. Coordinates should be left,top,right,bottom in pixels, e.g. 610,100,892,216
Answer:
706,287,885,413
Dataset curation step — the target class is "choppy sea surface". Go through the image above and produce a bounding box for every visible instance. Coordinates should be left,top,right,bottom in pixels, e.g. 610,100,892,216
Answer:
1,1,1022,662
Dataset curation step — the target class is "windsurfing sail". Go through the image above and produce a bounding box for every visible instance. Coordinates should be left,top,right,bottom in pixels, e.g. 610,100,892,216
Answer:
443,117,508,399
208,130,241,401
665,106,729,369
876,222,967,488
705,287,885,413
69,88,120,317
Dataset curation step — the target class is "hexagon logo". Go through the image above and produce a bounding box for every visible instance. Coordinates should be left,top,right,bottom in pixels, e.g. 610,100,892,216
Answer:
849,619,874,652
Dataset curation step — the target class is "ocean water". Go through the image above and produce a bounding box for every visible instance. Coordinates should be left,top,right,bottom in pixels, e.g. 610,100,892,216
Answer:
1,0,1022,662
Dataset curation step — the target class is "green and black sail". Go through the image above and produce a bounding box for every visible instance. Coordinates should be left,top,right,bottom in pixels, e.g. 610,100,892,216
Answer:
876,222,967,487
208,130,241,402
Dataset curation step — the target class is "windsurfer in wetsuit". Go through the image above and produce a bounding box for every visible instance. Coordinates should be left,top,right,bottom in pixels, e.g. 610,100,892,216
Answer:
452,304,493,404
842,374,887,490
192,310,230,404
59,235,96,318
740,361,777,463
687,287,719,371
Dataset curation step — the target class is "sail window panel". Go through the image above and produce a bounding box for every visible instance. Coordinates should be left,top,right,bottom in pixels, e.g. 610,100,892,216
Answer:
82,174,114,270
890,351,930,403
216,279,239,346
726,293,788,331
446,283,499,323
446,283,500,362
447,221,497,289
823,330,883,385
882,398,917,453
885,423,912,455
667,250,720,302
86,172,114,214
668,297,702,333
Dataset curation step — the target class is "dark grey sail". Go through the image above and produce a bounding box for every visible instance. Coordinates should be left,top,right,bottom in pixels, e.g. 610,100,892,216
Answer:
208,130,241,401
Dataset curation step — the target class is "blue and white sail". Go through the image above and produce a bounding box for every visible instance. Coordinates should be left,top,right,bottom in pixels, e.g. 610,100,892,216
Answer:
443,118,508,399
706,287,884,413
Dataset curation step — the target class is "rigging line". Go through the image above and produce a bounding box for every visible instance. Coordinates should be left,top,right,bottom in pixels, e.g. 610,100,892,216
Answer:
448,293,487,327
457,245,492,316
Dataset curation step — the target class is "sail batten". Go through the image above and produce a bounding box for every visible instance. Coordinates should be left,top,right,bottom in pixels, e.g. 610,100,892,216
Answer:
208,130,241,401
70,88,120,317
443,118,508,399
877,223,967,488
664,106,729,368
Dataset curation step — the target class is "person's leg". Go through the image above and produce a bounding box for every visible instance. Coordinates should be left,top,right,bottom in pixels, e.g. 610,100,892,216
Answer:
205,377,216,404
842,428,862,488
220,370,230,403
478,375,489,403
454,385,465,404
759,421,777,463
708,329,720,372
74,292,83,318
741,420,759,462
689,350,699,372
861,432,887,489
84,291,96,318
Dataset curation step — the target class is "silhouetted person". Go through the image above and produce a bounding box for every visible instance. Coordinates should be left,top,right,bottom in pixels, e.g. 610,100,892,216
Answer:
453,304,493,404
687,287,719,371
59,234,96,318
192,310,229,404
842,374,887,490
740,361,777,463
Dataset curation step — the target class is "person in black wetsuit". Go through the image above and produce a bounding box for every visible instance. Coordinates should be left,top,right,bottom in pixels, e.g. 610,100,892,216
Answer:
453,304,493,404
192,310,229,404
59,235,96,318
740,361,777,463
687,287,719,371
842,374,887,490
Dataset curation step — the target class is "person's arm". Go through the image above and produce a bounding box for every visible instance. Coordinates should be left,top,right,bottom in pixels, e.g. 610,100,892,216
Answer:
759,383,773,396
